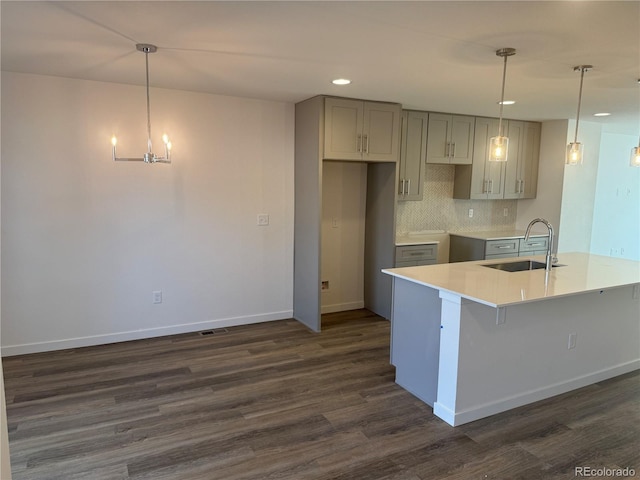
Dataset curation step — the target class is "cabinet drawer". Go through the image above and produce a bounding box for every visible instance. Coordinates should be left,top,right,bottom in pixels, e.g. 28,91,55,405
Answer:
485,239,519,256
395,259,437,268
395,245,438,264
485,252,519,260
519,237,548,253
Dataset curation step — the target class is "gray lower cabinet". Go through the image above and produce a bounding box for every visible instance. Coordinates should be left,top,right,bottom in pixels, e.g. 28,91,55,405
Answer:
395,244,438,267
449,234,547,262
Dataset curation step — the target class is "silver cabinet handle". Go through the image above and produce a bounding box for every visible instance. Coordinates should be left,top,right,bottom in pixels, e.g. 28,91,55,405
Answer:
526,243,544,247
451,142,456,158
363,134,369,154
399,179,405,195
357,134,362,153
482,180,487,193
489,179,493,193
406,179,411,195
520,179,525,193
495,245,514,249
445,142,450,158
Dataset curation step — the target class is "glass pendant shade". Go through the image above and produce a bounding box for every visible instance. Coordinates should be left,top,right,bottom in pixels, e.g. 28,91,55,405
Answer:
631,146,640,167
489,135,509,162
566,142,584,165
566,65,591,166
489,48,516,163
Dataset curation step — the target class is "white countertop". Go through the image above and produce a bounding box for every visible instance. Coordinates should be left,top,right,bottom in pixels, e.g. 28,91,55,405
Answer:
382,252,640,308
395,235,440,246
448,230,548,241
395,230,445,246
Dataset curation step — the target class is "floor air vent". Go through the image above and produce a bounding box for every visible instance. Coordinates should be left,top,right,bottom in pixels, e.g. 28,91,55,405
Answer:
199,328,228,336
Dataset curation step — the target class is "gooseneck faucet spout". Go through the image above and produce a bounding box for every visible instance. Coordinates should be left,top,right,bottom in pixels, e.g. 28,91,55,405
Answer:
525,218,557,271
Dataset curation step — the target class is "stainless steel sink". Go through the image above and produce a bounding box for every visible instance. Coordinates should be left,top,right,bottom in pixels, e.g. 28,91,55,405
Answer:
483,260,550,272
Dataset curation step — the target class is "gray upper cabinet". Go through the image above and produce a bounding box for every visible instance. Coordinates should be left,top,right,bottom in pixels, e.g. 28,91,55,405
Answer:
398,111,428,201
453,118,540,200
426,113,474,165
324,97,400,162
454,117,505,199
504,121,541,199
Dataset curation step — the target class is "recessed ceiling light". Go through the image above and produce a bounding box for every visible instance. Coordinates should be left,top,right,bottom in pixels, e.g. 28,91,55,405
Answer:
593,112,611,117
498,100,516,105
332,78,351,86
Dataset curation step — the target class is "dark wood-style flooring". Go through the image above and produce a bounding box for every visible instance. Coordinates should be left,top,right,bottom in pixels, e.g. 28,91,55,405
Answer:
3,310,639,479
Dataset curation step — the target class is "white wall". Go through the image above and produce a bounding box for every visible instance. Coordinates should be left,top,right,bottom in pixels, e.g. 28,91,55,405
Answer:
321,161,367,313
1,72,294,355
0,108,11,475
590,132,640,260
557,121,602,254
516,120,568,246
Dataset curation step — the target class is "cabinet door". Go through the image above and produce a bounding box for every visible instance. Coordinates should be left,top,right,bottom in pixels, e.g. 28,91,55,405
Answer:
363,102,401,162
426,113,451,164
395,244,437,266
398,111,427,201
449,115,475,165
504,121,540,199
324,97,363,161
471,117,505,199
520,122,540,199
503,120,524,199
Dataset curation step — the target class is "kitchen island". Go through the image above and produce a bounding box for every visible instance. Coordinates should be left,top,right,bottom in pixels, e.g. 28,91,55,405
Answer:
382,252,640,426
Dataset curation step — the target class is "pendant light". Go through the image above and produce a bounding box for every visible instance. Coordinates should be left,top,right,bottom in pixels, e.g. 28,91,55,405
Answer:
631,136,640,167
489,48,516,162
111,44,172,164
566,65,592,166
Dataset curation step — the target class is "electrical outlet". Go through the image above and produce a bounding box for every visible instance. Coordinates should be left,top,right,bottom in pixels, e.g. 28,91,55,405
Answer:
468,208,474,218
257,214,269,226
153,290,162,304
568,333,577,350
503,208,509,217
332,217,339,228
321,281,329,291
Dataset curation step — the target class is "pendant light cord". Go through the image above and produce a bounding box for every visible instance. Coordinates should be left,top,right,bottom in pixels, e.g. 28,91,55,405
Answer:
145,50,152,154
573,67,586,143
498,53,508,137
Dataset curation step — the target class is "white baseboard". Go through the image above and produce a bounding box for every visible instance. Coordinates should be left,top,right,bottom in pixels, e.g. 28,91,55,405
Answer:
433,360,640,426
320,301,365,314
1,310,293,357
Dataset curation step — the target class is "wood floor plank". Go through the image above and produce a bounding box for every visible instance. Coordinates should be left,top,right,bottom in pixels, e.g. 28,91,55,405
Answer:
3,309,639,479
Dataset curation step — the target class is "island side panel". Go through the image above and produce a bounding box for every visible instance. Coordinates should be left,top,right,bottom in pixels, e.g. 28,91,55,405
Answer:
390,277,442,406
437,284,640,426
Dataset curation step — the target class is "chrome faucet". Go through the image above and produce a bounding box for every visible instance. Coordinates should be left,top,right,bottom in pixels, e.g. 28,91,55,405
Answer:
524,218,557,271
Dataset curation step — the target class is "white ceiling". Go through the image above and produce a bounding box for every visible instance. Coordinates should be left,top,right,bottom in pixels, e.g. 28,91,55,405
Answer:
2,1,639,134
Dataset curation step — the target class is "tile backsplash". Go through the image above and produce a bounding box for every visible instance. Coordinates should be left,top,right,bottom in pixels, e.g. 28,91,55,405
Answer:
396,165,518,235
